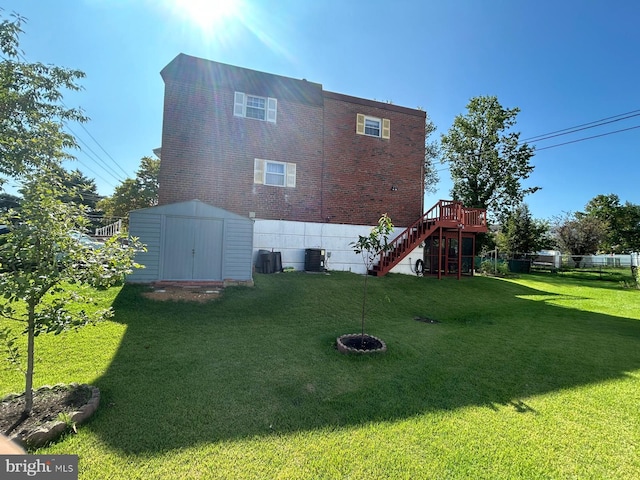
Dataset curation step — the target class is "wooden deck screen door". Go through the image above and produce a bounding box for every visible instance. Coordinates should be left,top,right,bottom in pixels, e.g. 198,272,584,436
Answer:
162,216,224,280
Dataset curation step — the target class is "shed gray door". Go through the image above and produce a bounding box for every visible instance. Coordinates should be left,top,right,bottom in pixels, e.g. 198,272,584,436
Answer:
162,216,224,280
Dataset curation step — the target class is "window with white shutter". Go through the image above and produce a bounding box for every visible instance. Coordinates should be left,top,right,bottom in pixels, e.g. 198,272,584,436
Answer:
382,118,391,139
254,158,265,184
234,92,245,117
234,91,277,123
286,162,296,188
356,114,390,139
254,159,296,188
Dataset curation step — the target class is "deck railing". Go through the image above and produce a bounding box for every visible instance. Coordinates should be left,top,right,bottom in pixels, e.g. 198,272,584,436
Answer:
95,219,122,237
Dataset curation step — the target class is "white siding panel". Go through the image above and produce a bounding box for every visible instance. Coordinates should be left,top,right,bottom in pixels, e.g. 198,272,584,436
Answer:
128,213,162,282
253,219,410,274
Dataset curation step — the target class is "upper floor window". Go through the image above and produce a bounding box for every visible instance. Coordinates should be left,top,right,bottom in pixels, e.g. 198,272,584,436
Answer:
234,91,277,123
356,113,390,139
365,118,380,137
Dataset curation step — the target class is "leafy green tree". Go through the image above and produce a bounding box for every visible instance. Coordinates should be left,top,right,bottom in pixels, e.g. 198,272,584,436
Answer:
616,202,640,252
496,203,552,258
554,212,608,267
0,170,142,419
97,156,159,223
584,194,640,253
441,96,538,223
423,113,440,194
0,13,86,181
0,192,20,214
60,168,102,209
0,13,143,422
59,168,103,231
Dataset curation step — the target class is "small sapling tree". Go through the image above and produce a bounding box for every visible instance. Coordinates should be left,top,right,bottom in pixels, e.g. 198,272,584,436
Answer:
0,170,143,421
350,214,394,342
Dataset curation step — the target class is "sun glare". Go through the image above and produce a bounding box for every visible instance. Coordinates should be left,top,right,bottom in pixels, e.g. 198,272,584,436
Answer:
170,0,240,30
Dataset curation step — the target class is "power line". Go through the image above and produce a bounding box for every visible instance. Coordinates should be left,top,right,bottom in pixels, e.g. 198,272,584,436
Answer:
521,111,640,144
60,100,131,178
64,123,125,183
534,125,640,151
15,49,131,186
522,109,640,142
431,122,639,172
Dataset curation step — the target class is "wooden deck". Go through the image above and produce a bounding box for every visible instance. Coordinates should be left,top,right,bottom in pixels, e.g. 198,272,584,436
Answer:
371,200,487,277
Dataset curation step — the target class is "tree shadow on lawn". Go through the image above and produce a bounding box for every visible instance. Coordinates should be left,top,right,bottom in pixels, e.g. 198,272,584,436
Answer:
89,274,640,454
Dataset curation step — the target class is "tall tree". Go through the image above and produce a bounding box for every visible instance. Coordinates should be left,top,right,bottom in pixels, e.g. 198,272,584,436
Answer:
60,168,102,209
0,192,20,214
58,168,103,231
496,203,552,258
0,12,86,181
97,156,159,222
554,212,608,266
441,96,538,222
616,202,640,252
584,194,640,253
423,113,440,194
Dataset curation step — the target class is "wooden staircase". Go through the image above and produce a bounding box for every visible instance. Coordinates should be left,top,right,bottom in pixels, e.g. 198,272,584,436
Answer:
369,200,487,277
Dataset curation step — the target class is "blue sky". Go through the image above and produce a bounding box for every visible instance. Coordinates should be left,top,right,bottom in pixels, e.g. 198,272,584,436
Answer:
3,0,639,221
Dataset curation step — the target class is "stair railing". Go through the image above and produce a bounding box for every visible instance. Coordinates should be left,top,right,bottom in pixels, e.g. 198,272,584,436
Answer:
372,200,487,275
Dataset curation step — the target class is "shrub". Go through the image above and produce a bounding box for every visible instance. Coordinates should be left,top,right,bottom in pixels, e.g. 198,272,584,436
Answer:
479,260,509,276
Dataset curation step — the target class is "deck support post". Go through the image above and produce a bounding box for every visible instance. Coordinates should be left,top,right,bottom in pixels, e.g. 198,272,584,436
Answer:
437,227,443,280
457,226,462,280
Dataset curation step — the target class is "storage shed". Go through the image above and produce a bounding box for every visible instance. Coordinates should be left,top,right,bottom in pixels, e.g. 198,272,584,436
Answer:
127,200,253,283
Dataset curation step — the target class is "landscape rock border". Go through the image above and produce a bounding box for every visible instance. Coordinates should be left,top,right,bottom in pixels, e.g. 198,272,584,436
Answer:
4,383,100,449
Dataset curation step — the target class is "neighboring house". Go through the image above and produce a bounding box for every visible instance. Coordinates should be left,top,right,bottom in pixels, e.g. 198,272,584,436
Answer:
158,54,426,227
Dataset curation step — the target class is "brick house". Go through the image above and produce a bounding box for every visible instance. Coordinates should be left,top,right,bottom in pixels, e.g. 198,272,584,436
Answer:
158,53,426,227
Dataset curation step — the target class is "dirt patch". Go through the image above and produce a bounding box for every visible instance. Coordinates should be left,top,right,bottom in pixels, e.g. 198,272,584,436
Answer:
1,384,95,448
142,286,222,303
414,316,440,324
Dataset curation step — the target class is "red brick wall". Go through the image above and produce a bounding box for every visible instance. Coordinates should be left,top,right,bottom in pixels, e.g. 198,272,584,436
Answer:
159,79,324,222
159,74,426,227
322,95,425,226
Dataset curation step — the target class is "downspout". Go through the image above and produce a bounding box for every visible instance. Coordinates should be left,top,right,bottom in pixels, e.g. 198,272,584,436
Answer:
321,97,326,222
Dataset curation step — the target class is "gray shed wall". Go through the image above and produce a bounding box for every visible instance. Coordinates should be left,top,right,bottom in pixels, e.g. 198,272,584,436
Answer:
127,200,253,283
128,213,162,282
223,219,254,280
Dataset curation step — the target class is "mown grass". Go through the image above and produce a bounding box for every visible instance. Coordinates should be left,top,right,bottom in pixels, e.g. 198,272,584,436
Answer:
1,272,639,479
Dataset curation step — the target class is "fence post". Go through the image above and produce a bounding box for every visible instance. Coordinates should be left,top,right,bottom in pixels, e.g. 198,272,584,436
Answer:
631,252,639,279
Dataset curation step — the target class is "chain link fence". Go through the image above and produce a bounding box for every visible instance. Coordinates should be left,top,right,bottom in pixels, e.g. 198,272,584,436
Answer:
477,251,639,277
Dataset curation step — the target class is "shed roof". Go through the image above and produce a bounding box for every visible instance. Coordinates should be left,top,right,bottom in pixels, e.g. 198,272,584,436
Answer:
130,200,251,221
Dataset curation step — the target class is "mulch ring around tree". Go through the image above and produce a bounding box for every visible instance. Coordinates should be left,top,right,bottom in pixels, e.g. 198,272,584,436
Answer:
0,383,99,449
336,334,387,354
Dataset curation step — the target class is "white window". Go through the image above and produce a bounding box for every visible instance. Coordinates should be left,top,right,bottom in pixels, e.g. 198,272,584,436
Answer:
234,92,277,123
265,161,285,186
356,113,390,139
365,117,380,137
254,159,296,187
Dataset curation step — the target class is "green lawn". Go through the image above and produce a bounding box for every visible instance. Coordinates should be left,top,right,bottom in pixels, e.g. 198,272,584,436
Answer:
1,272,639,479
